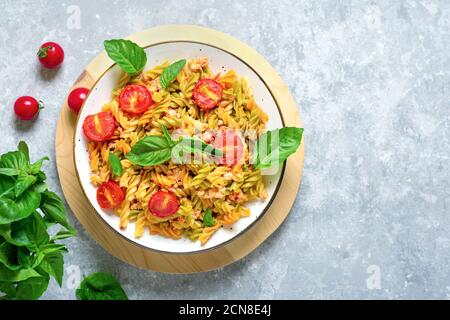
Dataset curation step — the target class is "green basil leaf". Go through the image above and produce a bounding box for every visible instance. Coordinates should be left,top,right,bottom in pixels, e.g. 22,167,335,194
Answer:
0,265,40,282
17,247,41,268
179,137,223,157
76,272,128,300
0,151,28,170
0,176,15,197
26,157,49,175
39,243,67,254
0,281,16,298
14,173,37,198
161,125,175,146
0,242,20,270
126,135,173,166
51,229,76,241
38,251,64,286
0,192,41,225
15,274,49,300
23,212,49,249
203,208,215,227
104,39,147,76
0,168,20,176
160,59,186,89
18,141,29,162
108,153,123,177
40,191,72,231
254,127,304,169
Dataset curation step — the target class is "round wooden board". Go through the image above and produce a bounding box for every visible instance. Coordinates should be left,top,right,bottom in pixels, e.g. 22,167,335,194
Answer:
55,25,304,273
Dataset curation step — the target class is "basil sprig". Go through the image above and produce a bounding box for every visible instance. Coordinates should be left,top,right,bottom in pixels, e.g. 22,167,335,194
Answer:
254,127,304,169
76,272,128,300
104,39,147,76
126,125,223,167
108,153,123,177
160,59,186,89
0,141,76,300
203,208,215,227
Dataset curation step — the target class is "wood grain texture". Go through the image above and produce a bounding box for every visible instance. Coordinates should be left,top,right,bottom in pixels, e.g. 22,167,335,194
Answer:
55,25,304,273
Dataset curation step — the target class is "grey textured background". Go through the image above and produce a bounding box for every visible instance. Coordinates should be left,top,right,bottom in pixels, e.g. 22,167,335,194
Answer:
0,0,449,299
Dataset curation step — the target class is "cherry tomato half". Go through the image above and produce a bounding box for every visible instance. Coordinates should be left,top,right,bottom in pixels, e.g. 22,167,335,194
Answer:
82,112,116,142
37,42,64,69
14,96,42,121
148,190,179,218
193,79,223,110
118,84,153,114
68,87,89,114
213,130,245,165
96,181,125,209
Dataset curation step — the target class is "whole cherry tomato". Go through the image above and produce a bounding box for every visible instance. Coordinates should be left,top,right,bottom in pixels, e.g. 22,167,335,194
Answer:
14,96,43,121
148,190,179,218
68,87,89,114
37,42,64,69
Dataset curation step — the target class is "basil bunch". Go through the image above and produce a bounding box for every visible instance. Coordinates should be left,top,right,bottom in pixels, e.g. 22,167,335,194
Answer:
76,272,128,300
0,141,76,300
126,125,223,166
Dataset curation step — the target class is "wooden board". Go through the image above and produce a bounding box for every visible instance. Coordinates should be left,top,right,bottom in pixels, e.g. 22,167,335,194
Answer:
55,25,304,273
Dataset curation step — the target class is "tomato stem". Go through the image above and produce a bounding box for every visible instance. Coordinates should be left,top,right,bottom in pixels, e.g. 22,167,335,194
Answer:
37,46,52,58
38,100,45,110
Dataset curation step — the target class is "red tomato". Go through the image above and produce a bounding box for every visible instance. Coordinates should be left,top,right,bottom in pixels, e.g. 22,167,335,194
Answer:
118,84,153,114
213,130,245,165
148,191,179,218
193,79,223,110
82,112,116,142
68,87,89,114
96,181,125,209
14,96,42,121
37,42,64,69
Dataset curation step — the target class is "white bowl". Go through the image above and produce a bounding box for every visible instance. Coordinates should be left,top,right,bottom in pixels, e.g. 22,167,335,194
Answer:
74,41,284,253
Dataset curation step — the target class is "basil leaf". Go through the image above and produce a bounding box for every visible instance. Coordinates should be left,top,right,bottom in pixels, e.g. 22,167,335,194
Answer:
254,127,304,169
0,242,21,270
40,191,72,231
0,192,41,225
39,251,64,286
160,59,186,89
14,173,37,197
17,247,41,268
0,168,19,176
126,135,172,166
179,137,223,157
161,125,175,146
22,212,49,249
104,39,147,76
15,274,49,300
0,176,15,197
27,157,49,175
0,151,28,170
0,282,16,298
0,265,40,282
108,153,123,177
51,229,77,241
76,272,128,300
203,208,215,227
18,141,29,162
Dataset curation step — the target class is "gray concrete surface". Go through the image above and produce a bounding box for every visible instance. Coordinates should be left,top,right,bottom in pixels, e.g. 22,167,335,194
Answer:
0,0,449,299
